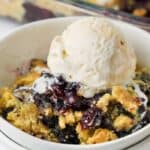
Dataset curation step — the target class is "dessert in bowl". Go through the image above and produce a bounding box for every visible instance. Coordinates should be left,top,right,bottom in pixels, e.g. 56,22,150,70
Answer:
0,17,149,150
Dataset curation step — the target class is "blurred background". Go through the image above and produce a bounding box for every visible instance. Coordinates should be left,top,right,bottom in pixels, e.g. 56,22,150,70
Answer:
0,0,150,31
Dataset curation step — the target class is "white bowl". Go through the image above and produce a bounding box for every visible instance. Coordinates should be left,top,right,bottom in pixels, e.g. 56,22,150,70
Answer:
0,17,149,150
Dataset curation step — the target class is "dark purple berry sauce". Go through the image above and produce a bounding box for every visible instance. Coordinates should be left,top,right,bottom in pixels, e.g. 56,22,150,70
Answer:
81,107,102,129
33,73,101,113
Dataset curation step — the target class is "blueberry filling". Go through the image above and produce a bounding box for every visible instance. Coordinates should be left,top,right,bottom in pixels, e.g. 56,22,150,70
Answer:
81,107,102,129
33,73,101,113
41,116,58,129
33,91,52,108
52,125,80,144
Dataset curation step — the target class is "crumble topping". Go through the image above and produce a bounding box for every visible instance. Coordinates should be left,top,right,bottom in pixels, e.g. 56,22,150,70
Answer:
0,59,149,144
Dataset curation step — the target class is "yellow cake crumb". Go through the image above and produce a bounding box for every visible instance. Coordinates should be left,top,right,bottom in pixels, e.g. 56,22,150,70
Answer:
112,86,141,115
87,128,117,144
113,114,135,131
76,123,91,143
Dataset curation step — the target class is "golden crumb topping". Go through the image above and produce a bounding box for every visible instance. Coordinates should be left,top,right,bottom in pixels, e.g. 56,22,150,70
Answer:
87,128,117,144
7,103,48,136
0,88,20,110
0,59,149,144
15,71,40,87
113,114,135,131
112,86,141,115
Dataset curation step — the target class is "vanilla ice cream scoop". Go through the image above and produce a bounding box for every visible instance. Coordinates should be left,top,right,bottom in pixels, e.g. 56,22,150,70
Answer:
47,17,136,97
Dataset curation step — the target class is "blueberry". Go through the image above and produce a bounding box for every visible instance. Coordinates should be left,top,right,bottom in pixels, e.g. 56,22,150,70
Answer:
138,104,146,114
53,98,66,112
2,107,14,119
33,92,52,108
116,131,129,138
101,114,113,130
56,75,67,87
53,125,79,144
65,82,80,92
41,116,58,128
81,107,102,129
107,101,134,119
51,84,65,98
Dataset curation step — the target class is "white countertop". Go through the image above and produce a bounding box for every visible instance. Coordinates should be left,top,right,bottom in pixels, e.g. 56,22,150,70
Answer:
0,17,149,150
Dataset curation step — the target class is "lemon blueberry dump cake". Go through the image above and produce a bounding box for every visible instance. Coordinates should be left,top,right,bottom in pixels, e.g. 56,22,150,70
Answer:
0,18,149,145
